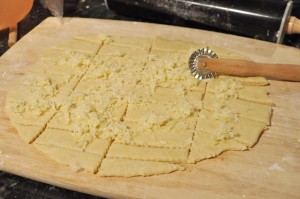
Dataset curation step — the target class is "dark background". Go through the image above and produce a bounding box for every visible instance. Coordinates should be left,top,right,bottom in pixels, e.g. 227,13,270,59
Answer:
0,0,299,198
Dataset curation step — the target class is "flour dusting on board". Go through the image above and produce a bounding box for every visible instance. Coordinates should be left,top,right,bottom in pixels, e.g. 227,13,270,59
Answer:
268,154,296,172
1,72,6,78
282,155,294,163
268,163,285,172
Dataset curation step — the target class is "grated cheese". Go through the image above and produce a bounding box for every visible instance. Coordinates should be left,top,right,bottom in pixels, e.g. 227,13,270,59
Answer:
212,78,243,99
215,122,239,141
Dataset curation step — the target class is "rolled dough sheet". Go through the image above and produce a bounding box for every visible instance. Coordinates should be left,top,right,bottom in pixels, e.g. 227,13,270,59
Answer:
6,34,273,178
98,158,184,177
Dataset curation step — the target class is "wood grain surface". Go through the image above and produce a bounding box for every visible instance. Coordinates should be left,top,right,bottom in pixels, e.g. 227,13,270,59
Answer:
197,58,300,81
0,17,299,199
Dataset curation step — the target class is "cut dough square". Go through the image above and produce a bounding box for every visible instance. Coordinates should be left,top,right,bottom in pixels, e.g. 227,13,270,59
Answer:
223,98,272,125
13,123,45,144
118,126,194,148
74,78,137,97
85,138,112,155
41,48,93,60
152,37,199,52
74,34,106,44
142,58,206,92
203,93,272,125
206,77,242,94
53,38,101,55
124,102,174,123
34,143,103,173
47,90,128,143
106,143,189,163
125,87,194,122
206,78,272,105
158,80,207,92
30,60,88,77
34,128,86,150
98,44,149,58
98,158,184,177
86,56,146,80
152,87,184,102
5,72,80,126
116,116,196,148
6,72,80,106
188,131,247,163
219,75,269,86
5,100,57,126
34,128,111,155
105,36,152,49
30,50,92,75
238,86,272,105
186,90,204,109
90,55,146,69
148,49,188,63
47,99,127,133
196,110,267,147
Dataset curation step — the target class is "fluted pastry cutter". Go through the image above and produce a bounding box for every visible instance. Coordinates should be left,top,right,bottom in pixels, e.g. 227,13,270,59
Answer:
188,48,300,81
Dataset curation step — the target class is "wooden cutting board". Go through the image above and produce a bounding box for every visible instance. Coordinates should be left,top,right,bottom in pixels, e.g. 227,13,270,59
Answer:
0,17,300,199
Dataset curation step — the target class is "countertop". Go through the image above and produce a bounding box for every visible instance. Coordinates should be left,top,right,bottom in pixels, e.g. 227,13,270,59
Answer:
0,0,299,199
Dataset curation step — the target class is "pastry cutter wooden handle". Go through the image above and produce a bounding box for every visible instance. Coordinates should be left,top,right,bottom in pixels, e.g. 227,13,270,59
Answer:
188,48,300,82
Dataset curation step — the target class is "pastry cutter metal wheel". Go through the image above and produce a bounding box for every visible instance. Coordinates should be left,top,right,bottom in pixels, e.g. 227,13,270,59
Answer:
188,48,300,82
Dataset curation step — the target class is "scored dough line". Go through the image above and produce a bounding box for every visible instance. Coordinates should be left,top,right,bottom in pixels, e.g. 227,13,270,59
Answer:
186,82,208,159
95,139,114,174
